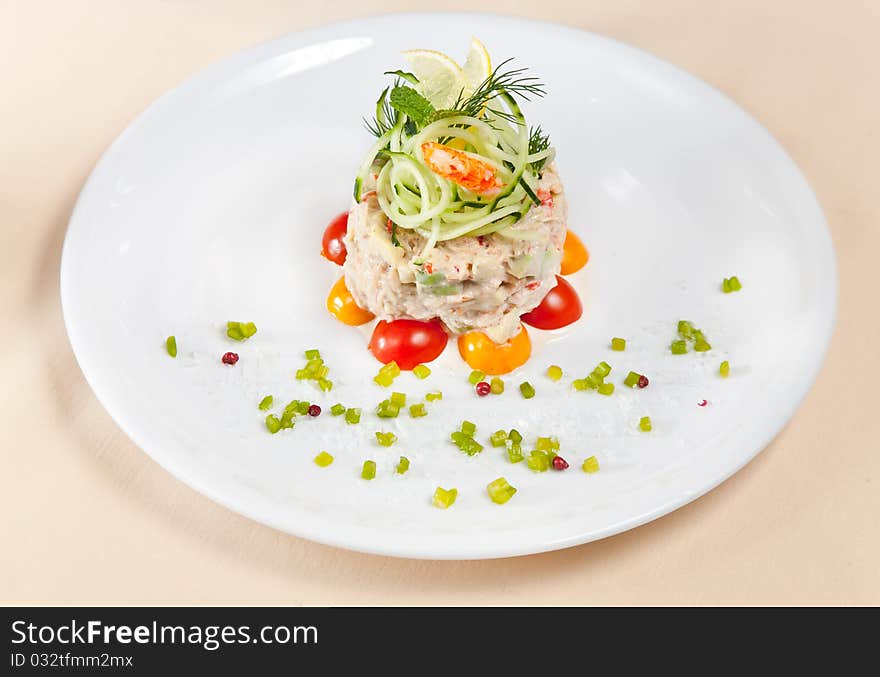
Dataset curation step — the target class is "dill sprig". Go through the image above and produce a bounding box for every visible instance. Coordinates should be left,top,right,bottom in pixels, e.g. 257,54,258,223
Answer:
364,86,400,137
450,58,546,122
365,59,546,135
528,125,552,171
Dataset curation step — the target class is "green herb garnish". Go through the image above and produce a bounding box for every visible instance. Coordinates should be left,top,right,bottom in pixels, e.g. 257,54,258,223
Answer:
389,85,436,128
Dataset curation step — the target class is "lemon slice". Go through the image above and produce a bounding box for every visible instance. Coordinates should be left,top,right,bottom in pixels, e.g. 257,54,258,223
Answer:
462,37,492,93
402,49,468,109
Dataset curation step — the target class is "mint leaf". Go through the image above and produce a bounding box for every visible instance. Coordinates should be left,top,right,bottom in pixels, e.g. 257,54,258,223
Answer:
389,86,436,128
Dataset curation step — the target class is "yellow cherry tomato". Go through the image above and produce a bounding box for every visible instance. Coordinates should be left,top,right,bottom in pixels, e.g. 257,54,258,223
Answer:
327,276,375,326
560,229,589,275
457,324,531,375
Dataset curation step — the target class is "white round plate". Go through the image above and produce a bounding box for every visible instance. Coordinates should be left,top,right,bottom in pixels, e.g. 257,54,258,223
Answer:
61,14,836,559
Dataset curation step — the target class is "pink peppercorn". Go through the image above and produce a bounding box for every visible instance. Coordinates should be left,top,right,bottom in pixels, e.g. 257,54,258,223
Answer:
638,375,649,388
475,381,491,397
308,404,321,417
552,456,569,470
221,352,239,365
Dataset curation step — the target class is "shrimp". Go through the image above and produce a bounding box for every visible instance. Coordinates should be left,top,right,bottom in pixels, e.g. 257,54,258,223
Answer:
420,142,503,197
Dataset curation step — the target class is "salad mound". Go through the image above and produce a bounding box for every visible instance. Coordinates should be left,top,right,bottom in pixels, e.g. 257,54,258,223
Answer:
343,39,567,343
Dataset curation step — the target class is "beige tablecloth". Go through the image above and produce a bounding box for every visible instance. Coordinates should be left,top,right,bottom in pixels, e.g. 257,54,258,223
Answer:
2,0,877,605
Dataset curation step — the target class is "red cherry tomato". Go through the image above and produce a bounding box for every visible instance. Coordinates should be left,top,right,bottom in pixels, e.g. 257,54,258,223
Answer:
368,319,448,370
321,212,348,265
521,275,583,330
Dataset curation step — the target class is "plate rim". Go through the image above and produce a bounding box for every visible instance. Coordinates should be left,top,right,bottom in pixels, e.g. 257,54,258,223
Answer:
59,12,838,559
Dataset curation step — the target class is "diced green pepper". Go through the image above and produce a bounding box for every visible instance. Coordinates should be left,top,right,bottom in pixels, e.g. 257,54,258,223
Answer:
375,431,397,447
527,450,551,472
304,349,321,360
413,364,431,379
390,392,406,407
265,414,281,434
409,403,427,418
639,416,652,432
461,439,483,456
573,378,588,391
468,370,486,385
594,361,612,378
395,456,410,474
720,360,730,378
671,340,688,355
677,320,695,340
490,430,508,448
624,371,640,388
722,276,742,293
487,477,517,505
535,436,559,453
582,456,600,473
585,373,602,389
507,443,524,464
330,403,346,416
519,382,536,399
373,372,394,387
432,487,457,509
598,382,615,396
490,377,504,394
425,391,443,402
165,335,177,358
461,420,476,436
611,337,626,351
373,361,401,387
344,408,361,425
376,399,400,418
227,321,257,341
314,451,334,467
258,395,273,411
450,431,471,446
279,408,296,429
508,429,523,444
361,460,376,480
